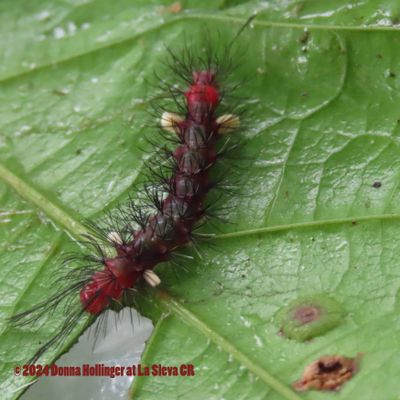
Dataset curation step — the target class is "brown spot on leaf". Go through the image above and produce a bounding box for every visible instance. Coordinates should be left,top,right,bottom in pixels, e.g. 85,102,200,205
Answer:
293,354,360,392
372,181,382,188
162,2,182,14
293,306,321,325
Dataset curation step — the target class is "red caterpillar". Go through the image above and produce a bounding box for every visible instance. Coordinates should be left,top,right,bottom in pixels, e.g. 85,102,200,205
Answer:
80,71,239,314
11,40,243,362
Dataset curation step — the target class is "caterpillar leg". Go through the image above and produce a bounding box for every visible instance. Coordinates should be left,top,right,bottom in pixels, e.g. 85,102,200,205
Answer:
216,114,240,134
161,112,184,133
107,231,123,245
143,269,161,287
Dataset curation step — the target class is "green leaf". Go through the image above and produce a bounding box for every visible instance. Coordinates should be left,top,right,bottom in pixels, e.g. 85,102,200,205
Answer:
2,1,400,399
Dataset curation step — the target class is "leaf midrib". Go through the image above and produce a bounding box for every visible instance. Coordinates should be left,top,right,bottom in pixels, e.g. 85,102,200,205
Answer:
138,292,302,400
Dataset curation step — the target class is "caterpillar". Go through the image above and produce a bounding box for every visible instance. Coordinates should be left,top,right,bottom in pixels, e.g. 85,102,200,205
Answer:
11,19,254,364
